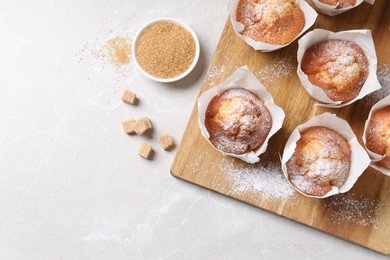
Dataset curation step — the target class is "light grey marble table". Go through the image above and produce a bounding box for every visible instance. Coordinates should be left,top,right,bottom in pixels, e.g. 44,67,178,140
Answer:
0,1,388,259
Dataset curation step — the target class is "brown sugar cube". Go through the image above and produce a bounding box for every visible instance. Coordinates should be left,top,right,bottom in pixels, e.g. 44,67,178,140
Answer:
134,117,152,135
121,90,137,105
138,143,154,159
122,118,136,135
159,133,175,151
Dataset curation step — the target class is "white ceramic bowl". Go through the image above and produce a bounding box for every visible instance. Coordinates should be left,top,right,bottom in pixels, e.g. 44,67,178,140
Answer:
132,18,200,83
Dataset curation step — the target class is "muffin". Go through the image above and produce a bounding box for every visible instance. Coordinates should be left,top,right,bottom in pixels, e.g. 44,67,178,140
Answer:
365,106,390,170
318,0,356,8
301,39,368,103
205,88,272,155
286,126,351,196
236,0,305,45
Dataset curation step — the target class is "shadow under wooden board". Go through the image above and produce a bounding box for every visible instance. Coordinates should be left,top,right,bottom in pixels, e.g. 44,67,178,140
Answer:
171,0,390,255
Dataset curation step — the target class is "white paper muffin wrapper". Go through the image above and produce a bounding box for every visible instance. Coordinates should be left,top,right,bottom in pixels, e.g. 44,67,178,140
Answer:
297,29,381,108
311,0,375,16
363,94,390,176
281,113,371,198
227,0,318,52
198,66,285,164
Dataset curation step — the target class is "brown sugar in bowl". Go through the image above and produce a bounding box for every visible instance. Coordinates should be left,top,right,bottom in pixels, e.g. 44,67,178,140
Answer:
132,18,200,83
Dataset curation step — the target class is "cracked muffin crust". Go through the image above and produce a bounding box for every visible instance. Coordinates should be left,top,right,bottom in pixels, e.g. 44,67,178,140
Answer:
205,88,272,155
286,126,351,196
301,39,368,103
236,0,305,45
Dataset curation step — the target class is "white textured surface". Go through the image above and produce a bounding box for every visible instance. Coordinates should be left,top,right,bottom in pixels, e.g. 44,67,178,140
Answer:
0,1,387,259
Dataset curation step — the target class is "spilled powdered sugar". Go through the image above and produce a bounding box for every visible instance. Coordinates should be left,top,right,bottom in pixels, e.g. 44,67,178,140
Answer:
205,57,244,87
206,65,226,87
325,193,385,228
364,64,390,106
255,57,295,82
218,158,297,200
206,56,294,90
188,154,385,227
378,64,390,92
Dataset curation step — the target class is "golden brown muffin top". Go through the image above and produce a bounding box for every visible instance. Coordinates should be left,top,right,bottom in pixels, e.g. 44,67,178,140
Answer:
366,106,390,170
205,88,272,155
236,0,305,45
301,39,368,103
286,126,351,196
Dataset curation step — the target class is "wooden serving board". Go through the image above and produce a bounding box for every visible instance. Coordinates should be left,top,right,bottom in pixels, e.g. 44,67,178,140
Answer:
171,0,390,254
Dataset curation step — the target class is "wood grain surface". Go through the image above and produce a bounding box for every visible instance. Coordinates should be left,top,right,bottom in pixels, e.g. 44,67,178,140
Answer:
171,0,390,254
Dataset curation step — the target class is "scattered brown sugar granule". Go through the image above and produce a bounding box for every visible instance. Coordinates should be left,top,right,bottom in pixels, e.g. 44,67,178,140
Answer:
77,18,136,83
135,22,196,79
138,143,154,159
121,90,137,105
107,36,132,66
122,118,136,135
134,117,153,135
159,133,175,151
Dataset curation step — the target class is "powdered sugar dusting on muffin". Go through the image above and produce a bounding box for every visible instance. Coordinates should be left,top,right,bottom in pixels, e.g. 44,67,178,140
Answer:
205,88,272,155
301,39,368,102
236,0,305,45
286,126,351,196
